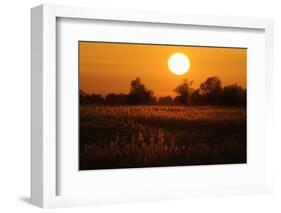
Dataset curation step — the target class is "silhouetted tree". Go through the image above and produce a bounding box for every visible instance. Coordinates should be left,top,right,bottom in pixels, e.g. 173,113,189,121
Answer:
200,76,222,104
174,79,193,105
127,77,155,104
80,76,246,106
158,96,173,105
223,84,246,105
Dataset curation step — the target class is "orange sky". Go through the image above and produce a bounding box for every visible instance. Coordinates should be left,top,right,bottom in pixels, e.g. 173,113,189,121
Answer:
79,41,246,98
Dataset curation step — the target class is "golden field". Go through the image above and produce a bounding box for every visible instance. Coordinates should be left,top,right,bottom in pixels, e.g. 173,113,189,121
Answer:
79,105,246,170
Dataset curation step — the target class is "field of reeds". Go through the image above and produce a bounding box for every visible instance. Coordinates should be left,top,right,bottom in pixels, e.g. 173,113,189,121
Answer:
79,105,246,170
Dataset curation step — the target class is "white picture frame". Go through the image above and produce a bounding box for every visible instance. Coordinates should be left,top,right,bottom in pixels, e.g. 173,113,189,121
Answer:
31,4,274,208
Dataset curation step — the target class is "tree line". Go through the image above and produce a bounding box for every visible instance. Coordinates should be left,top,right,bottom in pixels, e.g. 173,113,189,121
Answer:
80,76,246,106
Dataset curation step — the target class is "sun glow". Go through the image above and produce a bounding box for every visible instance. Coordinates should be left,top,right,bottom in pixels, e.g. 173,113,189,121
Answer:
168,53,190,75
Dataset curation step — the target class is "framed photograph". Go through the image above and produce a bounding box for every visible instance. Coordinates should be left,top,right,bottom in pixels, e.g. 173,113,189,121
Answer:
78,41,247,170
31,4,274,208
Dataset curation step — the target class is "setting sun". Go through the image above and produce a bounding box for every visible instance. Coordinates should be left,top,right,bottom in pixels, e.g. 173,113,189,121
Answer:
168,53,190,75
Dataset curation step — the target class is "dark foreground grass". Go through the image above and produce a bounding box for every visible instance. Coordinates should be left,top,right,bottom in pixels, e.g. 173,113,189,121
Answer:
79,105,246,170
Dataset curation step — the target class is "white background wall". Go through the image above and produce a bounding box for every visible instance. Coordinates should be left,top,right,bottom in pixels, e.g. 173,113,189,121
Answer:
0,0,280,212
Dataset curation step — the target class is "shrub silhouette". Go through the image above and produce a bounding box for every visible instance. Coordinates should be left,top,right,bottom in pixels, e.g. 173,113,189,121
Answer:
223,84,246,105
80,90,105,104
105,93,127,105
158,96,173,105
190,89,203,105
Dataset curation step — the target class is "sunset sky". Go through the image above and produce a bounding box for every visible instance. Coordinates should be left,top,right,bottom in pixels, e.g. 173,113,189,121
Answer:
79,41,247,98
